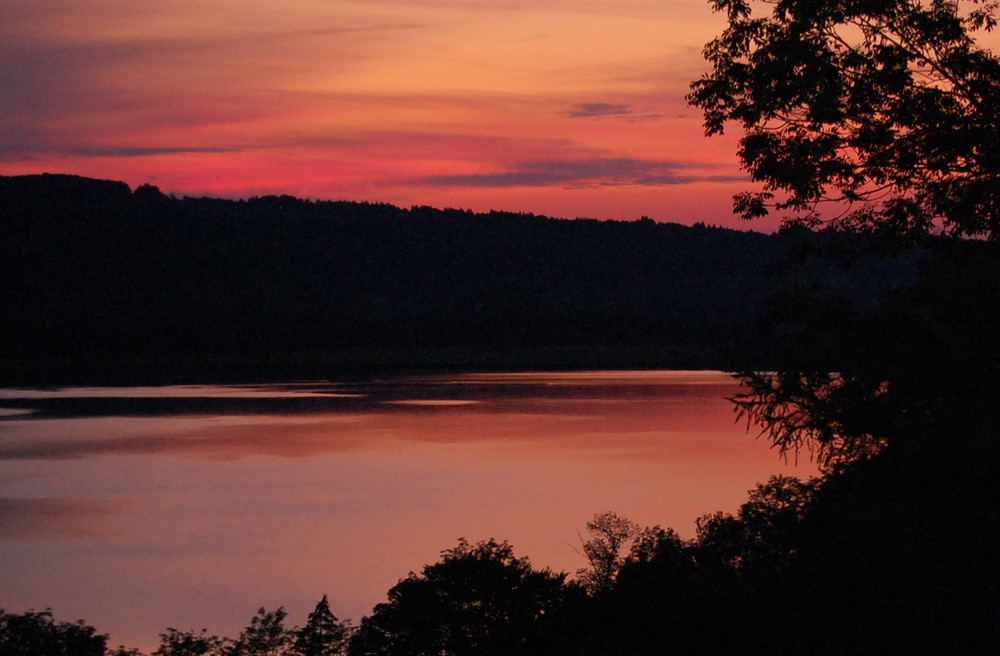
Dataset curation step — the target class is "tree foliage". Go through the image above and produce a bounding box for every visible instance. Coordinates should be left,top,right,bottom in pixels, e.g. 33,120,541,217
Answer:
0,609,107,656
689,0,1000,239
348,538,567,656
152,628,225,656
226,608,292,656
576,512,639,592
731,370,892,468
293,596,349,656
689,0,1000,467
693,475,821,569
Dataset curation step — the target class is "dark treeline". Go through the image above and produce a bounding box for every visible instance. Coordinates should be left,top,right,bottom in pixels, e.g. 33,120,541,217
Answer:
1,173,921,382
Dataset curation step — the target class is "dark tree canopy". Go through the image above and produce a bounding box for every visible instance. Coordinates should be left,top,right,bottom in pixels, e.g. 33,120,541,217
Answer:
227,608,291,656
0,609,107,656
689,0,1000,239
731,370,893,468
691,475,821,571
348,539,568,656
152,628,225,656
293,596,349,656
575,512,639,593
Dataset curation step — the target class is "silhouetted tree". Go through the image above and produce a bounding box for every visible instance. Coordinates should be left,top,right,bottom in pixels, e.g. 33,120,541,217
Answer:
738,475,819,567
108,648,145,656
575,512,639,593
153,627,226,656
0,609,107,656
693,510,745,570
625,525,687,567
690,476,819,571
688,0,1000,472
227,608,292,656
347,538,568,656
292,596,349,656
689,0,1000,239
731,369,893,469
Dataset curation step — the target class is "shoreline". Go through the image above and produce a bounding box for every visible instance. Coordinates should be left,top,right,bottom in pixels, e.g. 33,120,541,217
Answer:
0,344,742,387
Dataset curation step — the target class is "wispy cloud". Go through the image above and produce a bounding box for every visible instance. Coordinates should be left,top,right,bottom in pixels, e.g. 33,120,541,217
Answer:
565,101,666,121
0,146,246,161
567,102,633,118
67,146,243,158
411,158,746,189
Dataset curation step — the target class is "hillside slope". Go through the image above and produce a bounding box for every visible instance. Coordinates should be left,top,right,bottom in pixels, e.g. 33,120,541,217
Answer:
1,174,916,380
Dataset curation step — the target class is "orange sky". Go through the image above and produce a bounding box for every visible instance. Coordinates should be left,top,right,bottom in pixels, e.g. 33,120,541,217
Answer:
0,0,774,227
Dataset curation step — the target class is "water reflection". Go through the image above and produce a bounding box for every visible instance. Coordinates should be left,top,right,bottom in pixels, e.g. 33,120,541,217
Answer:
0,371,814,651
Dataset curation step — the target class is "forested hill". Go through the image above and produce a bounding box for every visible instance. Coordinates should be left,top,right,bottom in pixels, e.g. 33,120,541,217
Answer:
1,173,918,381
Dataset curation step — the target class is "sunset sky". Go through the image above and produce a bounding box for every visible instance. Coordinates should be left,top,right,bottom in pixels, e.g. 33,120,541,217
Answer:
0,0,766,227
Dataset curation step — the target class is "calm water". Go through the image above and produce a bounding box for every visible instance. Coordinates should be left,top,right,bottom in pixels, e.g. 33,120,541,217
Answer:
0,371,814,650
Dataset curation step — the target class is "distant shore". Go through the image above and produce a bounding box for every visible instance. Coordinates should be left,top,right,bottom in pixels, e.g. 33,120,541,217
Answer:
0,344,733,387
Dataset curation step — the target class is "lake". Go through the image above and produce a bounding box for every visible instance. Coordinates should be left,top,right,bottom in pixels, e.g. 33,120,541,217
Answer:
0,370,815,651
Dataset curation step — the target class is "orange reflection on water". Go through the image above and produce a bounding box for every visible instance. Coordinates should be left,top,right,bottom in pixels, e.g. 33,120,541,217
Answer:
0,371,816,651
